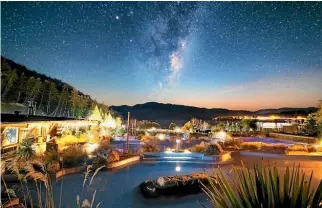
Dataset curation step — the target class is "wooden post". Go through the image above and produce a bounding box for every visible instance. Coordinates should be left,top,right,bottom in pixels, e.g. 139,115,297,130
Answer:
126,112,130,152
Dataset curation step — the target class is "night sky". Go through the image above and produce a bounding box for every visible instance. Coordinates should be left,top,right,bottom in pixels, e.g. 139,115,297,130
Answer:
2,2,322,110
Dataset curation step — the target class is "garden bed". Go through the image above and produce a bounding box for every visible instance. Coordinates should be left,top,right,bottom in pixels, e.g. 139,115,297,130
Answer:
107,155,140,169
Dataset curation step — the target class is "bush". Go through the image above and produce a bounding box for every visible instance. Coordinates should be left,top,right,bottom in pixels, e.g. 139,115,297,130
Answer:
44,151,59,165
288,144,308,152
202,162,322,208
16,137,36,161
140,143,160,153
55,134,89,150
61,145,87,167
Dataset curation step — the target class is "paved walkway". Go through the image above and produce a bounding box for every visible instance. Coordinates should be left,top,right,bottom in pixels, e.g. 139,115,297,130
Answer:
218,152,322,189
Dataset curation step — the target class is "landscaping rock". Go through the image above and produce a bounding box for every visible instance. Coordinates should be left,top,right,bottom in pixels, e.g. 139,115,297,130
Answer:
261,145,288,154
139,173,212,198
204,143,224,155
288,144,308,152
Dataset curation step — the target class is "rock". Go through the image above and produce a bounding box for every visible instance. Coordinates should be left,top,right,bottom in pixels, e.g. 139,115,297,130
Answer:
139,173,212,198
204,143,224,155
261,145,288,154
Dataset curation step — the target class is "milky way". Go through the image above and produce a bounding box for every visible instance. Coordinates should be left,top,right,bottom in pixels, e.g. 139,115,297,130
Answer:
1,2,322,109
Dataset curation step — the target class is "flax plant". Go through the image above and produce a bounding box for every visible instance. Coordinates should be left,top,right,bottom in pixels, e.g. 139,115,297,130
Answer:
202,162,322,208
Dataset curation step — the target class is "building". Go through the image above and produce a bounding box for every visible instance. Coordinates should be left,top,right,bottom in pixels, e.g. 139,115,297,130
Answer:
1,113,96,153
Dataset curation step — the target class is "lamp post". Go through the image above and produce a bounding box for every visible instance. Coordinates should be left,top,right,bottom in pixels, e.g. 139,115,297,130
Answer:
126,112,130,153
176,139,181,152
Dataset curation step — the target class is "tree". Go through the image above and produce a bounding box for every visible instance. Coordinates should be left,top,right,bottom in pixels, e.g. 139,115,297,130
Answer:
240,119,257,131
303,113,318,136
15,73,27,103
88,105,103,121
169,122,177,130
137,120,161,129
1,69,18,99
182,121,193,132
316,101,322,137
217,122,225,131
46,82,59,114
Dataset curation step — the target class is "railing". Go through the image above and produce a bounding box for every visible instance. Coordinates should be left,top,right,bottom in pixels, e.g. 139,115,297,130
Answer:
110,139,211,153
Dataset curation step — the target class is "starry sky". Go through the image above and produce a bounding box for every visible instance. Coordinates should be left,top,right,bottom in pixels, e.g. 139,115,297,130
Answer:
1,2,322,110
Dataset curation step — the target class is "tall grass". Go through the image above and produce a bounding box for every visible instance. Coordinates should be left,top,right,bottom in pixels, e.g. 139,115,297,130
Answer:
202,162,322,208
3,154,105,208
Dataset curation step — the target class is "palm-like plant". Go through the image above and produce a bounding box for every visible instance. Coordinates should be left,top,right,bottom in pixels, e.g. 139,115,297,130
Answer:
16,138,36,160
202,162,322,208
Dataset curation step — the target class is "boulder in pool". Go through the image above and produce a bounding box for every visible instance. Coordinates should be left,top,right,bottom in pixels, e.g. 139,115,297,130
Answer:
139,173,212,198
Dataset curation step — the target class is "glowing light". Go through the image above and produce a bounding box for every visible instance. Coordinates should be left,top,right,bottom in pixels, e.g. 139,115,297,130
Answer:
183,149,190,153
175,127,182,133
176,139,181,144
165,149,173,153
101,113,117,128
84,143,98,154
216,131,227,141
175,166,181,172
151,127,156,131
158,134,166,140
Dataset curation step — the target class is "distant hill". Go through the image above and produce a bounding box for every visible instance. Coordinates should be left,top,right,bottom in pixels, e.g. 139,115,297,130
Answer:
1,56,111,118
111,102,317,127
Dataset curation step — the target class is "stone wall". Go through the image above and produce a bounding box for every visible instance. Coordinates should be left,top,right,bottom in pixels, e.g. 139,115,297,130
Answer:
269,132,318,144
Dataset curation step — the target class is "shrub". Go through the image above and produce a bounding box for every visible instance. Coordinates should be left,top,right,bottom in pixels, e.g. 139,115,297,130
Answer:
16,138,36,160
47,161,61,173
44,151,59,164
202,162,322,208
288,144,308,152
55,134,89,150
140,143,160,153
61,145,87,167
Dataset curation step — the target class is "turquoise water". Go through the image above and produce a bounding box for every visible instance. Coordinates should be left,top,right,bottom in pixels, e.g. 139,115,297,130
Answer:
242,137,298,145
53,162,213,208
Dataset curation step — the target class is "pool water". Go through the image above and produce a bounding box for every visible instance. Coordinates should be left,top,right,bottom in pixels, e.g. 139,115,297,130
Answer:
53,162,214,208
241,137,298,146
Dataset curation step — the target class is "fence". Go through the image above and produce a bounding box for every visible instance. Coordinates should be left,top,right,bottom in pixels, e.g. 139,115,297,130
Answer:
110,139,210,153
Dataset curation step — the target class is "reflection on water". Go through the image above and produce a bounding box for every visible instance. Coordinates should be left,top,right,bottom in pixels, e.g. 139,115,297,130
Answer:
53,162,214,208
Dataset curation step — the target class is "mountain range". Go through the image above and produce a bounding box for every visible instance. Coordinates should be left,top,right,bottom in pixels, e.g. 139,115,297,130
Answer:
1,56,317,125
111,102,317,127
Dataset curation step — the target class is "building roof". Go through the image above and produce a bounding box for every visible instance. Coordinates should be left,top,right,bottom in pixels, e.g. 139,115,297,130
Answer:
1,113,79,123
